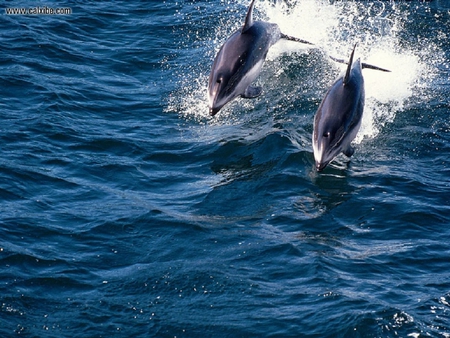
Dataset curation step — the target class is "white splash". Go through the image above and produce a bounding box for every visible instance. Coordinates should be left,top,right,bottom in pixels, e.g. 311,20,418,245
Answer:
167,0,436,141
258,0,429,142
358,43,424,141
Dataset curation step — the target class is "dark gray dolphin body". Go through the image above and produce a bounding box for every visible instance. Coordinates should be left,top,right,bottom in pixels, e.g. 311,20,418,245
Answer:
208,0,312,116
312,45,390,171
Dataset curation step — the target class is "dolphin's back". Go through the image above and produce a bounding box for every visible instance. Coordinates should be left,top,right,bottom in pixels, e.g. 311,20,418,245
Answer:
316,62,364,142
210,22,280,81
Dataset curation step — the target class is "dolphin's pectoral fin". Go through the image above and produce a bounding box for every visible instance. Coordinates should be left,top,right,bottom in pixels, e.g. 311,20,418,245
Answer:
343,146,355,158
280,33,314,45
241,86,262,99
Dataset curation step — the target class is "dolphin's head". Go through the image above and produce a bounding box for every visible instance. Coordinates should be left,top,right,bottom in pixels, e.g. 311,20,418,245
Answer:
208,72,233,116
313,127,344,171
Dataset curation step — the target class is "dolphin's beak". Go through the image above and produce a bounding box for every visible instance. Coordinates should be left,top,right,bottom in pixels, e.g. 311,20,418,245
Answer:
209,107,220,116
209,81,222,116
315,161,328,172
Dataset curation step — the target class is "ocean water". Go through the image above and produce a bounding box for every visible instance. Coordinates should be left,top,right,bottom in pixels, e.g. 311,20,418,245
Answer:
1,0,449,337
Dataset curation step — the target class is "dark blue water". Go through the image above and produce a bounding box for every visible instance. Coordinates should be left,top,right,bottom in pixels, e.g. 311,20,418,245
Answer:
1,1,450,337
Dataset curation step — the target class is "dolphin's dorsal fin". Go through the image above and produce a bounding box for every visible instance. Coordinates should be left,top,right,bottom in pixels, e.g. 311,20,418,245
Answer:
343,44,357,85
242,0,256,33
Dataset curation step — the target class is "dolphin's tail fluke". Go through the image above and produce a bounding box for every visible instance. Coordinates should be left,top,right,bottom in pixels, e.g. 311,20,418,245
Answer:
329,56,347,64
361,62,391,72
280,33,314,45
330,55,391,73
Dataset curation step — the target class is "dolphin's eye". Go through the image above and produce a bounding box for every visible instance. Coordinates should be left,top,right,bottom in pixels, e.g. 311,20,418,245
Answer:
323,132,330,137
217,77,222,84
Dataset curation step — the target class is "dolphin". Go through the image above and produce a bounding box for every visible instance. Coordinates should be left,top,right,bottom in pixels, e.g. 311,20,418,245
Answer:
208,0,312,116
312,45,390,171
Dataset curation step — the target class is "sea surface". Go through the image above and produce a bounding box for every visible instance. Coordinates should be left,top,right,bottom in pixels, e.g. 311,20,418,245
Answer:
1,0,450,337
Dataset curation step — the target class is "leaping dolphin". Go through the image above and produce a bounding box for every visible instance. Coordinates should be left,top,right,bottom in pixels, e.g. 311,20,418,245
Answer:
312,45,390,171
208,0,312,116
